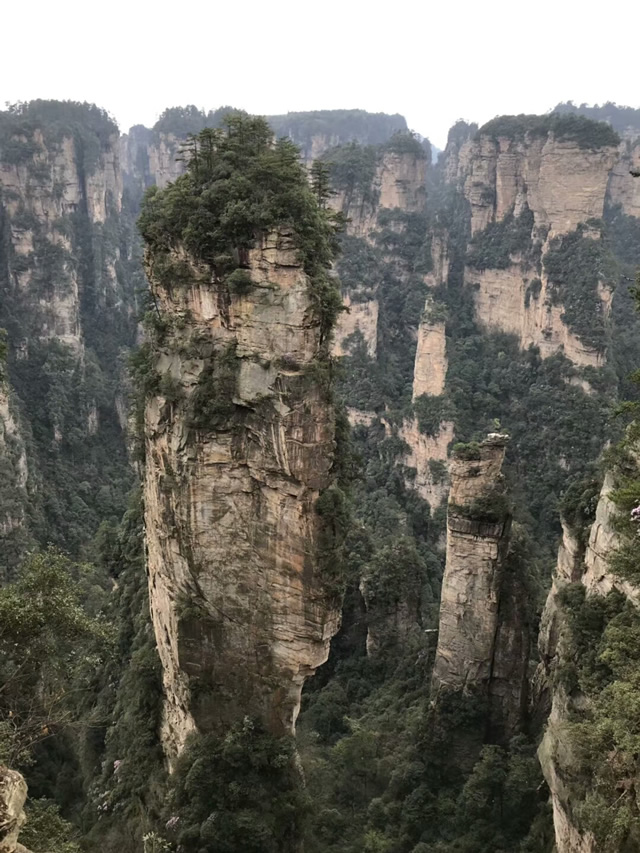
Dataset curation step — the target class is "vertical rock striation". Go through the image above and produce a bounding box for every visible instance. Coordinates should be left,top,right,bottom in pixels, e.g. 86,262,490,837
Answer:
0,384,29,576
432,435,528,734
0,767,30,853
537,469,640,852
143,229,340,759
433,117,620,369
0,102,136,571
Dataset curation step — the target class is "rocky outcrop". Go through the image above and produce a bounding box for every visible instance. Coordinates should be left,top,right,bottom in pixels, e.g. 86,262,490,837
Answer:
332,294,378,358
0,767,30,853
466,261,608,368
120,125,183,196
143,229,340,760
452,132,617,238
537,519,598,852
435,121,618,368
606,134,640,217
412,318,447,399
399,419,452,509
432,435,510,691
0,123,123,351
332,147,427,239
431,435,528,734
537,472,640,852
462,131,616,352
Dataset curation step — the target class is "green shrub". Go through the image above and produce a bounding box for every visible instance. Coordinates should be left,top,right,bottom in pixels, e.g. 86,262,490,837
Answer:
187,344,239,431
544,223,616,352
382,132,426,158
414,394,454,437
322,142,380,205
139,116,344,343
168,719,308,853
226,268,253,295
524,277,542,307
428,459,447,484
450,488,511,524
19,799,81,853
452,441,481,461
477,113,620,149
466,206,535,270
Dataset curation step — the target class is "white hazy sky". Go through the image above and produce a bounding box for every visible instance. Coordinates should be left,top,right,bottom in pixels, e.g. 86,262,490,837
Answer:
2,0,637,149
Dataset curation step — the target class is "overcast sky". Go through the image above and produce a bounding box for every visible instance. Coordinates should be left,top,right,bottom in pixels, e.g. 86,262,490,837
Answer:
2,0,637,149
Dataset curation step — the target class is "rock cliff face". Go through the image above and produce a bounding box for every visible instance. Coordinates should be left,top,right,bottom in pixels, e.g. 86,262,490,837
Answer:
0,103,135,572
412,317,447,400
331,147,427,240
120,125,183,198
143,229,340,759
331,294,378,358
0,124,122,350
434,121,619,368
448,130,615,238
399,418,452,509
538,472,640,852
460,131,616,366
328,144,428,380
607,133,640,217
0,767,30,853
0,385,29,575
432,435,528,734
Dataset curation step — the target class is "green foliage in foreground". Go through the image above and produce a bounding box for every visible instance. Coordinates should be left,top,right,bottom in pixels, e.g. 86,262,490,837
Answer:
558,584,640,850
20,798,81,853
301,661,552,853
0,548,111,768
165,718,307,853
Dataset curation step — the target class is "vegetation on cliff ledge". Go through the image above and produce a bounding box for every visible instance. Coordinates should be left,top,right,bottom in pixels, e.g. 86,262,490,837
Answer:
477,113,620,149
138,114,345,340
544,221,616,352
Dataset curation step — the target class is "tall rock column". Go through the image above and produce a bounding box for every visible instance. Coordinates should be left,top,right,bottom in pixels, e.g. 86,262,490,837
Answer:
0,766,30,853
142,229,341,759
431,434,529,734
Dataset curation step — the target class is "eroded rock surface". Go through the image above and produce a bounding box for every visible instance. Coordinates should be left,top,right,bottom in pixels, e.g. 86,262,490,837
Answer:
431,435,528,734
537,475,639,852
143,229,340,759
0,767,29,853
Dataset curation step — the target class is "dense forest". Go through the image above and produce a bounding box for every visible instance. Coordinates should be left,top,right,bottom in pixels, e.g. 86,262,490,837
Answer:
0,98,639,853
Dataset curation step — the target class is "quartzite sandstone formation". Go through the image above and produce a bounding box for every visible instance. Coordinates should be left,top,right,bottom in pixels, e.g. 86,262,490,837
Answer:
0,107,135,574
0,767,30,853
143,229,340,760
0,122,122,351
431,435,529,734
431,123,619,368
537,472,640,852
0,387,28,567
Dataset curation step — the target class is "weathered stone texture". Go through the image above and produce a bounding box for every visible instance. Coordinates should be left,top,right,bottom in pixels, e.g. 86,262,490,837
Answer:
0,127,122,351
412,319,447,400
537,474,640,852
144,230,339,760
332,295,379,358
432,436,511,693
0,767,29,853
